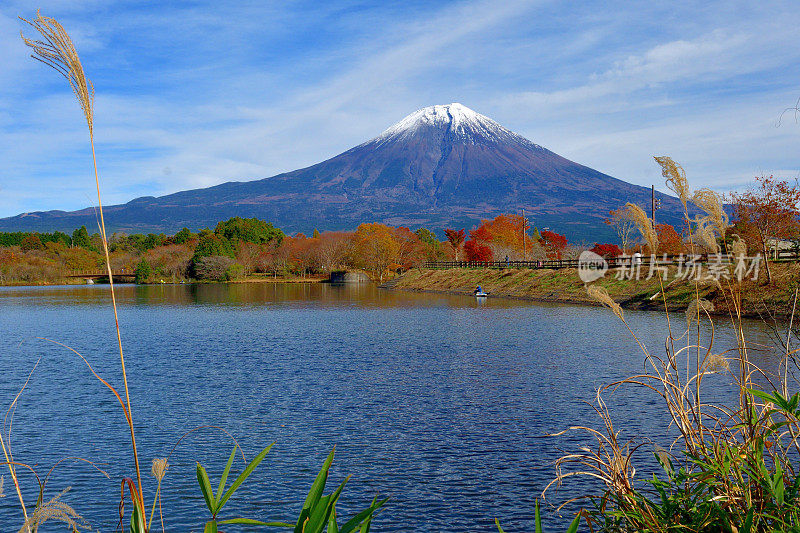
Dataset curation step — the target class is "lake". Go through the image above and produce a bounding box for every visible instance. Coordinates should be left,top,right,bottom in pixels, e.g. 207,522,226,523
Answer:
0,282,786,531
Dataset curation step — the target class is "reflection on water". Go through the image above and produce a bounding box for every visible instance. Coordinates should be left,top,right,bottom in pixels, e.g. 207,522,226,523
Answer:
0,282,549,309
0,282,791,532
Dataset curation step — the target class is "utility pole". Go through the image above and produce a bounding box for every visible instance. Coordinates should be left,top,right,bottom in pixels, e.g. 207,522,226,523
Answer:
651,185,655,225
521,208,527,261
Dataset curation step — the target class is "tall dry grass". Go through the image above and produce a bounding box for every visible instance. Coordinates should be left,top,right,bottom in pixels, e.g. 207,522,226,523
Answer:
19,9,146,523
546,159,800,531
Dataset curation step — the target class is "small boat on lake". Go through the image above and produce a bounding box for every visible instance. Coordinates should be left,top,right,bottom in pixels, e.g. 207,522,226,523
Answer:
473,286,488,297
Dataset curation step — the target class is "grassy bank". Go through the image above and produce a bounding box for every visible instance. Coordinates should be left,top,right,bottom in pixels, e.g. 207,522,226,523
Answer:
387,263,800,317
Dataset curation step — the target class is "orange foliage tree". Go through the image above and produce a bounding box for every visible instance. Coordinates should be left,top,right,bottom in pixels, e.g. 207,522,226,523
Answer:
348,223,403,281
465,214,534,261
314,231,353,272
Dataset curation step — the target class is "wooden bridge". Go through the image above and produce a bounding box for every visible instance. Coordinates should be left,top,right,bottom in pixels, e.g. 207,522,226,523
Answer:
65,270,136,281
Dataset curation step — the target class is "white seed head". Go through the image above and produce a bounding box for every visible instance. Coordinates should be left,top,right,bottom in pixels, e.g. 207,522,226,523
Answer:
151,457,169,482
587,285,624,320
655,156,690,211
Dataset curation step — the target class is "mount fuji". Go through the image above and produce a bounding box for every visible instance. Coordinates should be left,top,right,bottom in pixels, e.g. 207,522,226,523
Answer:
0,103,685,241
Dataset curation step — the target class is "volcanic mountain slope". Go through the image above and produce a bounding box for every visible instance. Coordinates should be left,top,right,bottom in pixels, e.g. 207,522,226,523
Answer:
0,103,686,241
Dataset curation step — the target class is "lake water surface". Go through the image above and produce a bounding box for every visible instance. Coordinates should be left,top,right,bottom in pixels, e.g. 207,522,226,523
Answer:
0,283,786,531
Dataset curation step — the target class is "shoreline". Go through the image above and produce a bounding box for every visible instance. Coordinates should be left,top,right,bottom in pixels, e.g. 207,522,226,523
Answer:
382,266,800,319
0,276,328,287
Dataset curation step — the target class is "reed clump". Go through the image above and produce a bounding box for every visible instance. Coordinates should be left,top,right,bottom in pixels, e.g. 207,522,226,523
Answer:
546,159,800,531
17,488,89,533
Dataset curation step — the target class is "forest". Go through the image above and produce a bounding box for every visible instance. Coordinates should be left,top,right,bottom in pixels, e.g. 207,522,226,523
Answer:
1,174,798,285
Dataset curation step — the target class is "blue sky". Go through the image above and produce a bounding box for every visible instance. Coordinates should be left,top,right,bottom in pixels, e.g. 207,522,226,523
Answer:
1,0,799,217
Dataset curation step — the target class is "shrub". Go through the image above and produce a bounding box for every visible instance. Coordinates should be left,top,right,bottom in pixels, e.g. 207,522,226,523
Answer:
134,259,151,284
194,255,237,281
224,262,245,281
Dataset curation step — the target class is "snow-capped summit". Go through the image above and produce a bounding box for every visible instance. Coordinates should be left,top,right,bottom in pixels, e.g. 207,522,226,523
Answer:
372,103,538,147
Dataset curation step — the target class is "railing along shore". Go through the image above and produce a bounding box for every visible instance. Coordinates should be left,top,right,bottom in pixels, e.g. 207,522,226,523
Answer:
423,250,800,270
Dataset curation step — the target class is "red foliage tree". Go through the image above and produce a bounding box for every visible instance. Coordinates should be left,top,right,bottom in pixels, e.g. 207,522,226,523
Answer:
464,240,493,261
539,230,568,259
590,243,622,258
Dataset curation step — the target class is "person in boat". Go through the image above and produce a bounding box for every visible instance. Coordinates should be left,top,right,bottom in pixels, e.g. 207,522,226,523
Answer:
474,285,483,295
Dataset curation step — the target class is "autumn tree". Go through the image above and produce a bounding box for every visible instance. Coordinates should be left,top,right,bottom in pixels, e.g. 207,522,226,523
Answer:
605,208,637,253
463,215,534,261
314,231,352,271
480,215,532,259
729,175,800,284
282,233,318,275
235,241,263,275
655,224,685,255
463,240,493,261
20,234,44,251
539,230,568,259
414,228,442,261
444,229,466,260
590,243,622,258
349,223,402,281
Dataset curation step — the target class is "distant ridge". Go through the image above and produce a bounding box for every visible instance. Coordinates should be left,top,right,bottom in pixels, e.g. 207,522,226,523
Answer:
0,103,686,241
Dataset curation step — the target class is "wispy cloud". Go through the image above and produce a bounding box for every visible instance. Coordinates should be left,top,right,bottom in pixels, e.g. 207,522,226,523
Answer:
0,0,799,217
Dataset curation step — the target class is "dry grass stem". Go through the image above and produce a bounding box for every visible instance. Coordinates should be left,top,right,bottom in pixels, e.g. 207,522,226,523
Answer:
150,458,168,482
149,458,168,531
685,298,714,324
730,234,747,259
694,216,720,253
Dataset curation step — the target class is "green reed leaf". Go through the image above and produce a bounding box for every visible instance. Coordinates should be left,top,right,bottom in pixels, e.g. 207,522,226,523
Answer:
196,462,216,515
217,443,274,511
216,447,237,502
339,497,388,533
